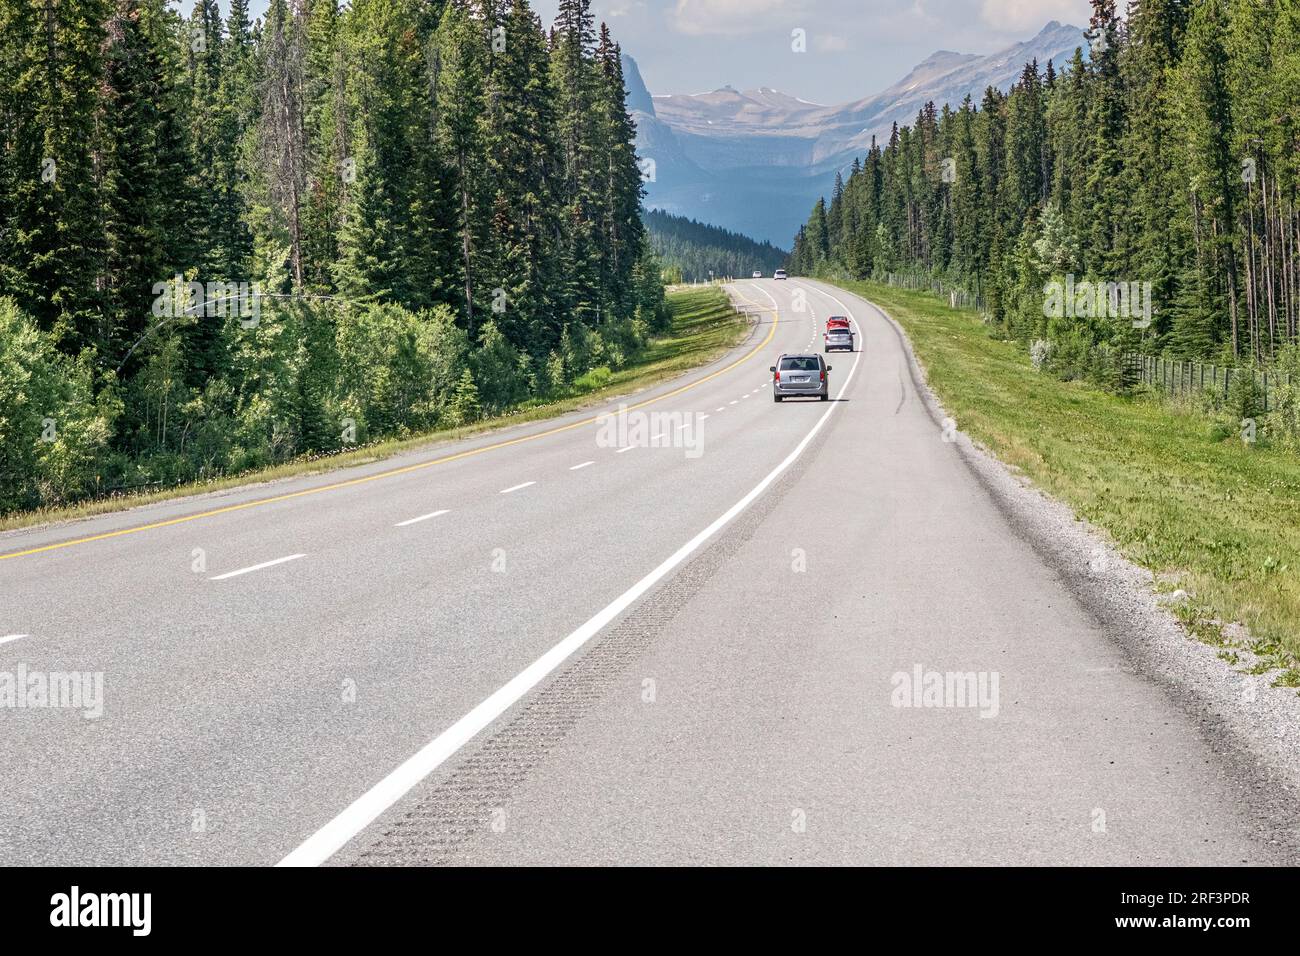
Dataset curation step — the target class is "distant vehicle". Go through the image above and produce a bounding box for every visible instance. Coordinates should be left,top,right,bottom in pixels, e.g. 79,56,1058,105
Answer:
771,353,830,402
824,316,854,352
752,270,763,279
773,269,788,280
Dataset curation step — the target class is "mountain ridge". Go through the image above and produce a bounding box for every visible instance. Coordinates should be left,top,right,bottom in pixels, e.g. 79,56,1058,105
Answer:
629,21,1087,245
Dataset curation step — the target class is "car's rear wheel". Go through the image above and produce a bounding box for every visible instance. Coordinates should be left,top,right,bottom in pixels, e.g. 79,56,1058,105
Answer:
820,393,829,401
773,394,783,403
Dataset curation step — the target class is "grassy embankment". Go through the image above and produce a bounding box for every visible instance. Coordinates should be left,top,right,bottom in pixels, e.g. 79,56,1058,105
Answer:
0,287,746,534
835,279,1300,681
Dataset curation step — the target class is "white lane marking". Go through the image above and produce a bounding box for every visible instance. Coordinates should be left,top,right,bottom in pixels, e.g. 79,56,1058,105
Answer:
210,554,305,581
276,309,865,868
395,510,450,527
570,461,595,471
741,394,749,400
650,432,667,442
499,481,536,494
615,446,636,454
0,634,28,646
728,400,738,405
715,407,725,412
699,414,710,420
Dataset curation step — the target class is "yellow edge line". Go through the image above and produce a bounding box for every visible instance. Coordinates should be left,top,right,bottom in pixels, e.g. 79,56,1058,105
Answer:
1,291,779,561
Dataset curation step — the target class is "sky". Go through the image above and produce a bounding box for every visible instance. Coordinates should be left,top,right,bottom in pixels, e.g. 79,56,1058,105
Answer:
178,0,1092,105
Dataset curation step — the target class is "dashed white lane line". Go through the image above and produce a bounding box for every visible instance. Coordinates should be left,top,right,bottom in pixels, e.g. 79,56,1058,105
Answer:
499,482,536,494
0,634,28,646
395,510,450,527
616,446,636,454
275,293,865,868
210,554,306,581
570,461,595,471
699,414,710,420
728,400,738,405
715,407,725,412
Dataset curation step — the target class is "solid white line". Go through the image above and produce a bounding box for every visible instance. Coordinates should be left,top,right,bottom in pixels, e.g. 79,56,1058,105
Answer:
395,510,450,527
569,461,595,471
499,482,535,494
276,298,864,868
210,554,305,581
0,634,28,646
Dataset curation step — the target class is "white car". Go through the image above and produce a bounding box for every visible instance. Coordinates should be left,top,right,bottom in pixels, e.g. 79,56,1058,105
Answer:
752,271,763,279
774,269,788,280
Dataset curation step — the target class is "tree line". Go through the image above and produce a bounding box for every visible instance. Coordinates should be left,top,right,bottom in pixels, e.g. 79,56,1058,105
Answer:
789,0,1300,393
0,0,665,514
645,209,787,283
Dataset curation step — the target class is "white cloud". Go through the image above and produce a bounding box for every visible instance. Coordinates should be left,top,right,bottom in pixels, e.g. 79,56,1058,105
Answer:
813,35,850,53
979,0,1091,33
670,0,809,36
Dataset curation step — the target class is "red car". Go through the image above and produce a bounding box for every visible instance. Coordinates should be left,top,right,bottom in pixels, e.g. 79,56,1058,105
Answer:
824,316,854,352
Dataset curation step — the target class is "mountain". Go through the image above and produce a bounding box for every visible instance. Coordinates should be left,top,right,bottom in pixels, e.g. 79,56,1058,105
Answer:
644,209,787,283
628,21,1087,245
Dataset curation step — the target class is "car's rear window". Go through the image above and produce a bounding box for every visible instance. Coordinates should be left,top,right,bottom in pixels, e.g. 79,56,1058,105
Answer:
827,328,850,335
780,357,820,371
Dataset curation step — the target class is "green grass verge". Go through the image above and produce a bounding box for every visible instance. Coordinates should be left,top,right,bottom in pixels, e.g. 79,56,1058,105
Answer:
835,279,1300,676
0,287,746,535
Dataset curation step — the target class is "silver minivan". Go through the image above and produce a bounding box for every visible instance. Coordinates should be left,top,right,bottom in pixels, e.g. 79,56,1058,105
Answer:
771,354,830,402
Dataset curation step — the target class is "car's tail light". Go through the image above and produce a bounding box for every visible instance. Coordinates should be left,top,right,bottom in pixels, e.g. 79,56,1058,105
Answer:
820,368,825,383
774,368,780,383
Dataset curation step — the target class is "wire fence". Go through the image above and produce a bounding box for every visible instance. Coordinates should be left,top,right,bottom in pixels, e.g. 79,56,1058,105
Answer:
875,270,987,312
1127,353,1291,412
822,271,1295,414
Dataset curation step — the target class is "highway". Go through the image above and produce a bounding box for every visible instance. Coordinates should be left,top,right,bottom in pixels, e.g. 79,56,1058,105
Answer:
0,279,1289,866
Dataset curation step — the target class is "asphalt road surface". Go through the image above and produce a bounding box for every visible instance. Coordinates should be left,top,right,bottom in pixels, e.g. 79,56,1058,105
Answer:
0,279,1286,865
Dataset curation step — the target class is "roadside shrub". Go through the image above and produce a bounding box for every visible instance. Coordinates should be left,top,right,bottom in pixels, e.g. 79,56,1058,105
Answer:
1030,339,1052,371
573,365,612,392
1226,366,1264,423
1263,344,1300,449
0,299,120,511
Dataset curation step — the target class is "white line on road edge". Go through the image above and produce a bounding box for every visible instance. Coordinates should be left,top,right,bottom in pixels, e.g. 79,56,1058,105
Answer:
0,634,28,646
499,482,536,494
569,461,595,470
395,510,450,527
210,554,305,581
276,287,862,868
